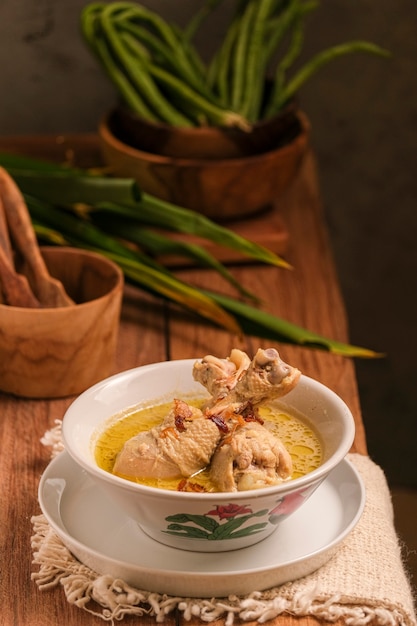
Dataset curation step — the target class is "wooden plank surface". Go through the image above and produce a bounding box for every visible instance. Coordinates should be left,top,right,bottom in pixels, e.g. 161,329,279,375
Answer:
0,135,365,626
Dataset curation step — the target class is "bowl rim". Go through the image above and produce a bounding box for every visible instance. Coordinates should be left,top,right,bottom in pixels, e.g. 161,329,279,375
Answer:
99,110,310,168
0,246,124,314
62,359,355,501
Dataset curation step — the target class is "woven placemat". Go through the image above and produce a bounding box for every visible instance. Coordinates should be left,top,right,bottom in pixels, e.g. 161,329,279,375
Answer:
31,421,416,625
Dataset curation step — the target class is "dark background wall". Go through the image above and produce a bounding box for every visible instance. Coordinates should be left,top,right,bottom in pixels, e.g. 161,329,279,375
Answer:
1,0,416,488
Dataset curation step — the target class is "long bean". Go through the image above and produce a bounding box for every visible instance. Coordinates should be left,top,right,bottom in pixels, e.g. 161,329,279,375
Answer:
118,21,208,95
81,1,390,126
99,2,181,51
170,23,208,88
84,3,189,122
262,1,303,62
103,2,211,99
263,1,318,117
100,6,194,125
183,0,224,41
121,29,221,119
207,16,240,106
274,40,390,113
114,6,209,92
81,5,160,119
272,8,306,98
230,1,257,112
83,1,243,127
119,33,201,126
240,0,277,121
116,32,196,125
145,62,249,128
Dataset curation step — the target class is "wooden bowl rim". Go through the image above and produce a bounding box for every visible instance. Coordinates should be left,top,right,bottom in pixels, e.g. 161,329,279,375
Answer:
99,111,310,167
0,246,124,315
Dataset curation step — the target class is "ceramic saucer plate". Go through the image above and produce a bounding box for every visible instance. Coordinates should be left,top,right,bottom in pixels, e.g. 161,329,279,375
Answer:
38,452,365,598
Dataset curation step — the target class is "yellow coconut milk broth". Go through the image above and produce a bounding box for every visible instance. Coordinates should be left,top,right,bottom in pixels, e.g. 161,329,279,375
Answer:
95,398,322,491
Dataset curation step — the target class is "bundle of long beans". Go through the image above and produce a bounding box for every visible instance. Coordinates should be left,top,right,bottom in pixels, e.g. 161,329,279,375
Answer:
81,0,389,127
0,152,381,358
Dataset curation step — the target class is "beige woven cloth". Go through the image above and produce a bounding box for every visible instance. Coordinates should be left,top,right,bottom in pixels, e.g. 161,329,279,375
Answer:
31,423,416,626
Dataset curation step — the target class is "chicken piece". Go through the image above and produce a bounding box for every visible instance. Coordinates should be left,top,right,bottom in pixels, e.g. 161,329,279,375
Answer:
115,348,300,491
113,399,221,481
210,421,293,492
192,349,251,403
113,429,179,480
200,348,301,418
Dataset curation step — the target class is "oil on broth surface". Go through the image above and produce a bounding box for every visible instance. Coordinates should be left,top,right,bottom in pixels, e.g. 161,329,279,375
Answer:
95,398,322,491
95,399,322,491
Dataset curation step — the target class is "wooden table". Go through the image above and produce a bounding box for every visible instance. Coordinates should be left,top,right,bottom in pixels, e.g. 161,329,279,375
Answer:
0,135,367,626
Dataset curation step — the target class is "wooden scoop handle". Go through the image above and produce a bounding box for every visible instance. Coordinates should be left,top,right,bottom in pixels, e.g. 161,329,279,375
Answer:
0,195,13,265
0,167,74,307
0,244,41,307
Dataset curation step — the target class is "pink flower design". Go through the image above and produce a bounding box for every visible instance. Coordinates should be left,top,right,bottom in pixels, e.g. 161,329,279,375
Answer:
270,490,305,517
206,504,253,519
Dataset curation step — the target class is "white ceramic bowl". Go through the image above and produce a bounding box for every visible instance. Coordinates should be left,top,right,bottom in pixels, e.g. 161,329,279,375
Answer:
62,359,355,552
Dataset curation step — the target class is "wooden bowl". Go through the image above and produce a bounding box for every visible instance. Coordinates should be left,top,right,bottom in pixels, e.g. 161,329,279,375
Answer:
0,247,124,399
98,110,310,221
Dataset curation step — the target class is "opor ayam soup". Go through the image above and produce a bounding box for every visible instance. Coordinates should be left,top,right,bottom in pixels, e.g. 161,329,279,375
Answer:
95,398,322,492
